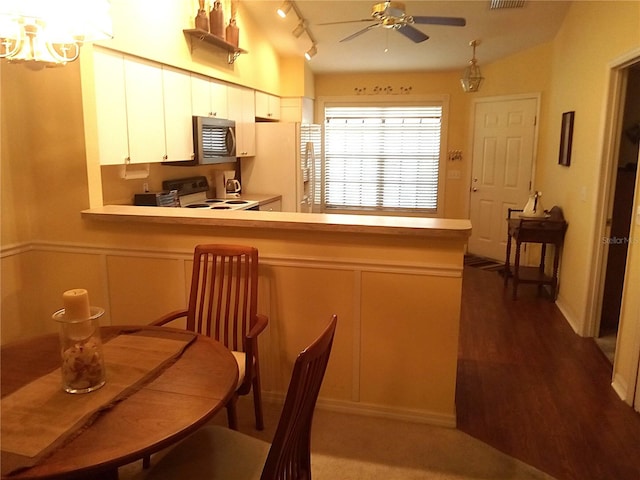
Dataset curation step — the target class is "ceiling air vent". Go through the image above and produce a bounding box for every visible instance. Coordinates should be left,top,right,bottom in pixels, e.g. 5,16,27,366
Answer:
490,0,525,9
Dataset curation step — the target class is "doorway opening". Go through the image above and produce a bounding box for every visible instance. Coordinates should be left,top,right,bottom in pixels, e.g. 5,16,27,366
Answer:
595,62,640,364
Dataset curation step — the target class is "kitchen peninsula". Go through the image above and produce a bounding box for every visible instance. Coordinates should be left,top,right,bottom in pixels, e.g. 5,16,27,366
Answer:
82,206,471,426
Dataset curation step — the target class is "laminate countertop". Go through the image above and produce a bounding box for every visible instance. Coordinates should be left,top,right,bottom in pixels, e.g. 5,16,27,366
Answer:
82,204,472,240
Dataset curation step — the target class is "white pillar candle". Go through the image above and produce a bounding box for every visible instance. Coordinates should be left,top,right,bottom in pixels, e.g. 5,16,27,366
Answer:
62,289,91,320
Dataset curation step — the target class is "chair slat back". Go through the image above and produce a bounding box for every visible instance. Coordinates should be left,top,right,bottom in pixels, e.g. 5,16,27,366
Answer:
261,315,338,480
187,244,258,352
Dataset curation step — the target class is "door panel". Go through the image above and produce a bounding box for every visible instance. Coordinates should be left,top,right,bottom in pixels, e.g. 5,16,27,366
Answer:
468,98,537,261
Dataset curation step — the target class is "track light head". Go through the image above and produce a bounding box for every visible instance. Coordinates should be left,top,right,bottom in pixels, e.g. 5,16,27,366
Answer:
277,1,292,18
304,44,317,61
293,21,306,38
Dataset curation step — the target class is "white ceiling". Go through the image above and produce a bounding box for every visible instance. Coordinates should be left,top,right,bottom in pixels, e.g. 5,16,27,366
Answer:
241,0,572,73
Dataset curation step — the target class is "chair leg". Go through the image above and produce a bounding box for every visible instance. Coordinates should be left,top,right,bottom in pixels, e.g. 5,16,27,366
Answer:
252,374,264,431
226,394,239,430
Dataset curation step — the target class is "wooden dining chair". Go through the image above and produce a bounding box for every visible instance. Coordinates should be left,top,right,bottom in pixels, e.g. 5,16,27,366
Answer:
143,315,338,480
151,244,268,431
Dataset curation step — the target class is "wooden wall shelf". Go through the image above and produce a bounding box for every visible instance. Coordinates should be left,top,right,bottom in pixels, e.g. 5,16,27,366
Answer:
183,29,247,64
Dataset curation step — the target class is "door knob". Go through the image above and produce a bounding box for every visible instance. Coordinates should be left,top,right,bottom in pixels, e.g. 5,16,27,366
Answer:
472,187,478,192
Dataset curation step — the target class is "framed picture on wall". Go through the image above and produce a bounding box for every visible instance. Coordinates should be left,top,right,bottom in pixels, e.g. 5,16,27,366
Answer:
559,111,575,166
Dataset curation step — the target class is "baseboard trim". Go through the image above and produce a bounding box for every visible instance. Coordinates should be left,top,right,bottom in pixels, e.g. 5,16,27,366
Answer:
261,391,457,428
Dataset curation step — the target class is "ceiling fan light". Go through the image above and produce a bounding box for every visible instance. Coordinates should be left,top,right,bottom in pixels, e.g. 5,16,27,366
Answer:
277,1,292,18
305,44,317,60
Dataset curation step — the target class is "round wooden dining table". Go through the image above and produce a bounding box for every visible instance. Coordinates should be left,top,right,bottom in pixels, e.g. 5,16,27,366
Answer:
1,325,238,480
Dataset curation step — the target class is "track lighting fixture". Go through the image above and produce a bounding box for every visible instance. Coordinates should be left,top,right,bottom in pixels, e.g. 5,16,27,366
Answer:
275,1,317,61
277,1,292,18
292,21,306,38
304,44,317,61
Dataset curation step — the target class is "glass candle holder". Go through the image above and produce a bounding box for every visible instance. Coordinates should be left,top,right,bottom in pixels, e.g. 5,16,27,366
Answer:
52,306,107,394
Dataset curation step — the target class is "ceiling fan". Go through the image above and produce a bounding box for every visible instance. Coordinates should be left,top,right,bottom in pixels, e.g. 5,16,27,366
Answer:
318,1,466,43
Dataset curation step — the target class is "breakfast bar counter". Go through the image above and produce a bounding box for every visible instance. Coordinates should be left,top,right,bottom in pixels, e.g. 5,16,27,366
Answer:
79,206,471,427
82,205,471,239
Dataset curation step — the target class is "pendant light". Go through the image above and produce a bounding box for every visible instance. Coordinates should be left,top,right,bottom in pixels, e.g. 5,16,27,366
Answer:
460,40,484,93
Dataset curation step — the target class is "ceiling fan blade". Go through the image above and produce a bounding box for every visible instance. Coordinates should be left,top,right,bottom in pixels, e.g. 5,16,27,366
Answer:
396,24,429,43
317,19,375,26
411,16,466,27
339,23,380,42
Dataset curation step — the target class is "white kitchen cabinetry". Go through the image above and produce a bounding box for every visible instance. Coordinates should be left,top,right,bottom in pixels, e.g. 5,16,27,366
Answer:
280,97,315,123
162,66,195,162
92,49,129,166
191,74,228,119
123,57,167,164
255,91,280,120
92,50,186,165
228,85,255,157
259,199,282,212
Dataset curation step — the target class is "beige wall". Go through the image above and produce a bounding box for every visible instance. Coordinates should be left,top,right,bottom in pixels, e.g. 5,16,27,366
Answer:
315,70,473,219
2,1,640,410
314,42,555,220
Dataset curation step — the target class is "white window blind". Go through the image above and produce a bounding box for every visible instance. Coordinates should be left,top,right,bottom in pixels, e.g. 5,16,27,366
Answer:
324,105,443,213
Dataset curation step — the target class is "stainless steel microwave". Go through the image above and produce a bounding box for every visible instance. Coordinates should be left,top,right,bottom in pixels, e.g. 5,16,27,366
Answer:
164,116,236,166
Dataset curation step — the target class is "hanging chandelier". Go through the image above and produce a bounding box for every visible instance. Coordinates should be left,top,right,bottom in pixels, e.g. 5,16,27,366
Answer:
0,0,113,70
460,39,484,93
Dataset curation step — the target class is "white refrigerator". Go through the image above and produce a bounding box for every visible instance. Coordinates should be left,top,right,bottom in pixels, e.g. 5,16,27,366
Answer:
241,122,322,212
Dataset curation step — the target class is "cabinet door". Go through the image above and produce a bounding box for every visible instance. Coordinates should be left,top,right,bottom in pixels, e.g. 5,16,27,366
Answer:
162,66,194,162
210,81,228,119
191,74,211,117
124,58,166,164
191,76,228,119
228,86,255,157
255,91,280,120
93,50,129,165
259,199,282,212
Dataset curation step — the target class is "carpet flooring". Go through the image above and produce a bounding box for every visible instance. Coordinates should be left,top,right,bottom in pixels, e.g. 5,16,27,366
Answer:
120,397,554,480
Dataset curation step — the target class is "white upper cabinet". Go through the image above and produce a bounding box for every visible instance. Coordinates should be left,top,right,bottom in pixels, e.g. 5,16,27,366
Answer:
228,85,256,157
92,50,185,165
123,57,166,164
255,91,281,121
191,74,229,119
162,66,195,162
92,49,129,166
280,97,315,123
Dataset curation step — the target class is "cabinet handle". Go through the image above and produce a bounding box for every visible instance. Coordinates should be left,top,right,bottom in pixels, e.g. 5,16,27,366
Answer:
210,112,216,117
163,155,168,160
125,156,131,164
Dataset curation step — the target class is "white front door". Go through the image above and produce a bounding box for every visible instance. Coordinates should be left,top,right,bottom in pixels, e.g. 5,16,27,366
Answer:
468,97,538,261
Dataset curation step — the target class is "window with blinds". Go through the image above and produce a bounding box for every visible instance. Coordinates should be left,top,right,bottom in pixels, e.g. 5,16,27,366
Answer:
323,105,444,214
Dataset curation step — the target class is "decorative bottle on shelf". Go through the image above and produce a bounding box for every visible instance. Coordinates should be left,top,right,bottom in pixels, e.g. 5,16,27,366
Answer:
195,0,209,31
226,17,239,48
209,0,225,39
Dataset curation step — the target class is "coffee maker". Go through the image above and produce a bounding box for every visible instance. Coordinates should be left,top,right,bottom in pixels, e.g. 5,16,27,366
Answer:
215,170,241,198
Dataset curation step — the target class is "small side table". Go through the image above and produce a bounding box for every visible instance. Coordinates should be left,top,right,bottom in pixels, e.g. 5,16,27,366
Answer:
504,206,568,300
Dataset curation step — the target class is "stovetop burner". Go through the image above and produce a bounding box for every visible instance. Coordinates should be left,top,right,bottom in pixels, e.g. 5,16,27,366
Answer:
162,176,258,211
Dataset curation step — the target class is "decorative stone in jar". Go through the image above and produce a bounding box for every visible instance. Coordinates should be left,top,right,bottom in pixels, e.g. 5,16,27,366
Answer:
53,289,106,394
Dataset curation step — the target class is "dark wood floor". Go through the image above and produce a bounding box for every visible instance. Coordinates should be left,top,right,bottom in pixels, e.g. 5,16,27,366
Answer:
456,266,640,480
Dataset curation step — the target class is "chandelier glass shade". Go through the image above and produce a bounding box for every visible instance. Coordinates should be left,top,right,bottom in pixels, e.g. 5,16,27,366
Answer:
0,0,112,69
460,40,484,93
